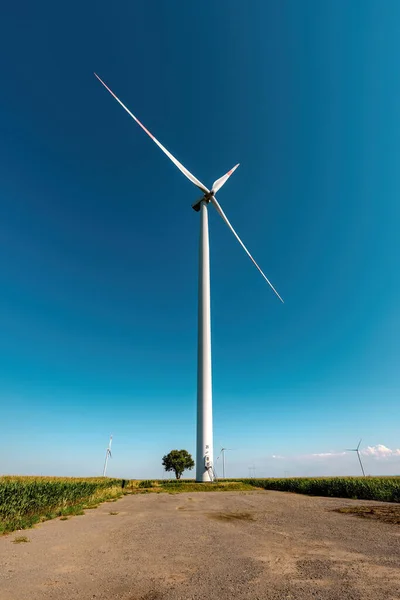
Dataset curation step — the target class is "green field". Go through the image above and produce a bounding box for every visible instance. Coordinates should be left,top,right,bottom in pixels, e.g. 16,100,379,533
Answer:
0,476,126,533
242,476,400,502
1,475,399,534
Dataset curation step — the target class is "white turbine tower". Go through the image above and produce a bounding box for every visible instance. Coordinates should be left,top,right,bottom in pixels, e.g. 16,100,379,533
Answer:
103,435,113,477
345,439,366,477
94,74,283,482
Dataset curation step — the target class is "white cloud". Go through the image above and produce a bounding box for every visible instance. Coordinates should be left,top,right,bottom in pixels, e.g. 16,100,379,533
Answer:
272,451,345,460
270,445,400,465
310,452,346,458
360,444,400,459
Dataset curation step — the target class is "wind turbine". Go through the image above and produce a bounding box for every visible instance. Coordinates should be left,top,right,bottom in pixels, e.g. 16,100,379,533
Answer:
94,74,283,482
216,446,233,479
103,435,112,477
345,439,365,477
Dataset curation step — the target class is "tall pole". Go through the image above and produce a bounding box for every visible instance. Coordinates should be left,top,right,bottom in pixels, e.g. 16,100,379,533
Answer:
196,201,213,482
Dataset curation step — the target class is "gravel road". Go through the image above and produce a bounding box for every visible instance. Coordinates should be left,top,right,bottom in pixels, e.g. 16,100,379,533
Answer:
0,490,399,600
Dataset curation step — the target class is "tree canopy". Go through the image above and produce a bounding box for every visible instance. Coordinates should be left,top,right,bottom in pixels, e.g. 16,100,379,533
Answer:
162,449,195,480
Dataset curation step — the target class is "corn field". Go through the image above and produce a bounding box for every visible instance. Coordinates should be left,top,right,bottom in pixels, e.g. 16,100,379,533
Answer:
0,476,127,533
244,477,400,502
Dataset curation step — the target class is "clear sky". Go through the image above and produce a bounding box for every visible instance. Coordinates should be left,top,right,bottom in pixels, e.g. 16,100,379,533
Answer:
1,1,399,478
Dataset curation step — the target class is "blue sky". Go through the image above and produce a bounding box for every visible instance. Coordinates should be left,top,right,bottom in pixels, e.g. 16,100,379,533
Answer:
0,1,399,478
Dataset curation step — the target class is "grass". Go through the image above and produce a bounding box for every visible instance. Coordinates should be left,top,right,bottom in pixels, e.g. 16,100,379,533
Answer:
127,481,255,494
13,536,30,543
109,511,119,515
161,482,254,494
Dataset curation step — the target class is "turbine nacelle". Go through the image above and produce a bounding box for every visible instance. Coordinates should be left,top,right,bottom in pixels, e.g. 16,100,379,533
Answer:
192,194,212,213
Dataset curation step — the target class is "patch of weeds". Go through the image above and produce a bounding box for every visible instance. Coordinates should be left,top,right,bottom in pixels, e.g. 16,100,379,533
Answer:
140,591,163,600
60,516,69,521
138,480,154,488
13,536,30,543
59,504,86,518
109,511,119,515
335,505,400,525
208,511,255,522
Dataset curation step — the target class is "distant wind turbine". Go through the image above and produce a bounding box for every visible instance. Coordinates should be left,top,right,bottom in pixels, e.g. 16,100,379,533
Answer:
95,74,283,482
345,439,365,477
103,435,113,477
216,446,233,479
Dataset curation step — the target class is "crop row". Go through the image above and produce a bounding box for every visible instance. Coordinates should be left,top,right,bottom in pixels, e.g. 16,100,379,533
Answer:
243,476,400,502
0,476,129,533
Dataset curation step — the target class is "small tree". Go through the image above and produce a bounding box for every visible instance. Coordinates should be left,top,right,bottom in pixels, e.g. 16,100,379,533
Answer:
162,449,195,480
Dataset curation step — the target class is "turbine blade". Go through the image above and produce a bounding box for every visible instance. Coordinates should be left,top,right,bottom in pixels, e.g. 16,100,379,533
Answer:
94,74,209,194
212,164,239,194
211,196,284,303
357,439,362,450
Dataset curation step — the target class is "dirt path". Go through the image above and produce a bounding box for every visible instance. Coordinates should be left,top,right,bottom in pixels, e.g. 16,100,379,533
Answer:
0,490,399,600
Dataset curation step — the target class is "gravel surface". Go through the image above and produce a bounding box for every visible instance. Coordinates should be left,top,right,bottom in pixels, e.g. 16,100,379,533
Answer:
0,490,399,600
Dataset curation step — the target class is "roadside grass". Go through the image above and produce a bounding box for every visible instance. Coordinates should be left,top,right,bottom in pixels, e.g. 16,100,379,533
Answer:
13,536,30,544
